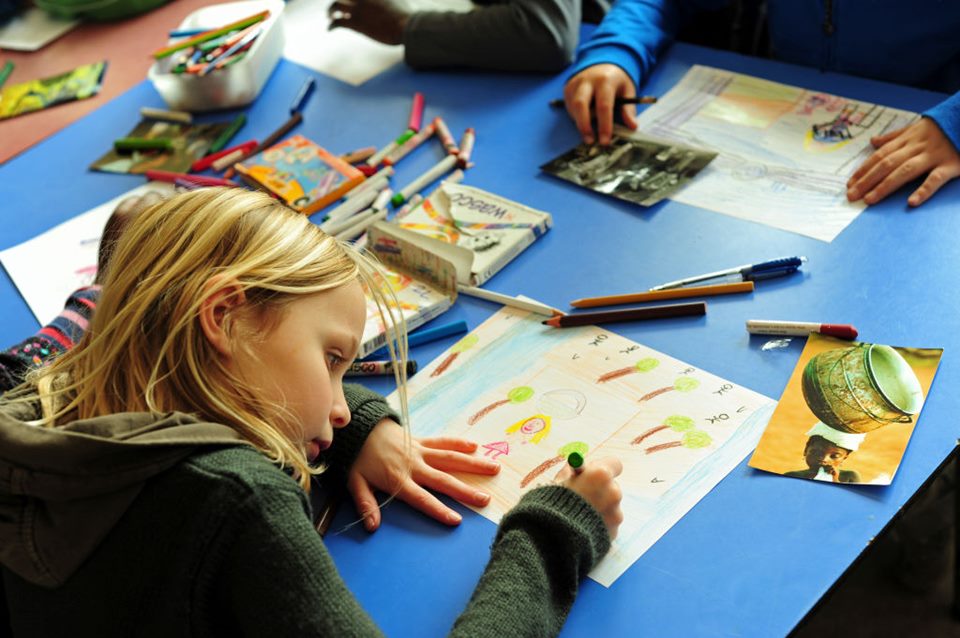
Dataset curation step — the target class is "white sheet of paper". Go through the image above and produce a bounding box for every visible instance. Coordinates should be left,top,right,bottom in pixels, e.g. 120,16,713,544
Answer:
633,65,918,242
0,183,175,325
282,0,472,86
0,7,80,51
393,307,775,586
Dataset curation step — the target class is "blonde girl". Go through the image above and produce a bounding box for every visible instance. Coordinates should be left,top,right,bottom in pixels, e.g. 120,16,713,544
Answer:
0,188,622,637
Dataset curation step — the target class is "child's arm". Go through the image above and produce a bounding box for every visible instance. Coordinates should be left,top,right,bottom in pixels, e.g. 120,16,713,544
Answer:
451,460,622,636
0,287,99,393
847,92,960,207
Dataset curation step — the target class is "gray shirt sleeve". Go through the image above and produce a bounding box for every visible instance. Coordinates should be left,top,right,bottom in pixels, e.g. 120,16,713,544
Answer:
403,0,581,72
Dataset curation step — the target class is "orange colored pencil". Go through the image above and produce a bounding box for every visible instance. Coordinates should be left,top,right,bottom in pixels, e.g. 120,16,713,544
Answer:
569,281,754,309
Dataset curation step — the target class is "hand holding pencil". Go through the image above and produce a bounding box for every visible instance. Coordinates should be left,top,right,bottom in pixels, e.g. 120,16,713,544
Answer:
563,63,644,146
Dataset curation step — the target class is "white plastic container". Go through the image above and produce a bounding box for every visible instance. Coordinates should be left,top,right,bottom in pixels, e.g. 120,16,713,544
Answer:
148,0,285,112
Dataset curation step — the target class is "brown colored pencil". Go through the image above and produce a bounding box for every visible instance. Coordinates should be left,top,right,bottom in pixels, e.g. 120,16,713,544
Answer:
542,302,706,328
570,281,753,309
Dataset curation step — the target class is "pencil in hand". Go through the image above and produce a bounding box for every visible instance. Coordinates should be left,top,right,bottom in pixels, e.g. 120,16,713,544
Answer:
548,96,658,108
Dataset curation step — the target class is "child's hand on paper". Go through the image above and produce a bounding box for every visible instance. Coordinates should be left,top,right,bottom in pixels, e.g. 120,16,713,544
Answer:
96,190,166,284
555,456,624,539
327,0,409,46
564,64,639,146
847,118,960,207
348,418,501,531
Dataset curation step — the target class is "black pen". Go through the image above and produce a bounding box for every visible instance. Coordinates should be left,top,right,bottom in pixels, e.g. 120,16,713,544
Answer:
548,96,658,108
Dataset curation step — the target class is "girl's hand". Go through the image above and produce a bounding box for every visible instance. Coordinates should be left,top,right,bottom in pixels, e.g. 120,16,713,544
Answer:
554,456,624,539
348,418,500,531
846,118,960,207
564,64,639,146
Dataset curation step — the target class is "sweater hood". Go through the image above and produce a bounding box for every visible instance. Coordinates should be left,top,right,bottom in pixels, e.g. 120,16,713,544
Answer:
0,388,247,587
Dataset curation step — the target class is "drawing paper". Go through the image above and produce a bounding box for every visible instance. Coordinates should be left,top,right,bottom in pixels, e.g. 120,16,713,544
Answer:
632,65,918,241
392,307,775,586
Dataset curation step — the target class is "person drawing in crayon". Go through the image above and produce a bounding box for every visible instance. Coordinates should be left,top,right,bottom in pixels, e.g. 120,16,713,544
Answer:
0,188,625,636
784,422,864,484
327,0,610,72
561,0,960,208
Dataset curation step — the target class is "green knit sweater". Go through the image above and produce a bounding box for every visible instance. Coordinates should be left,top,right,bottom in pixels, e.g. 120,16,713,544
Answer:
1,386,610,637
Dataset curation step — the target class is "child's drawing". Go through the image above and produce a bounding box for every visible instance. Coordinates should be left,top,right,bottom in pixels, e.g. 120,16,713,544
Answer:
505,414,551,444
468,385,534,424
521,441,589,488
638,376,700,402
431,334,479,377
394,307,776,586
597,357,659,383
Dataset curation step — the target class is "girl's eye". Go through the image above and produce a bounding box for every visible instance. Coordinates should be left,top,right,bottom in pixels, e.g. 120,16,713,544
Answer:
327,353,344,368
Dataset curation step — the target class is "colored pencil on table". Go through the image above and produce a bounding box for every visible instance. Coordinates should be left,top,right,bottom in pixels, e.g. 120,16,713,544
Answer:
152,10,269,59
542,302,707,328
458,285,564,317
570,281,754,308
208,113,247,154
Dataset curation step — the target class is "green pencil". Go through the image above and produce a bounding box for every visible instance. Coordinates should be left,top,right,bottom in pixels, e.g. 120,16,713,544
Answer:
0,61,14,90
208,113,247,154
151,10,269,59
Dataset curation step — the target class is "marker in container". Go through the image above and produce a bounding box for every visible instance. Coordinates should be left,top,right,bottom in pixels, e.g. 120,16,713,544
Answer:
433,117,459,155
746,320,858,340
391,155,458,207
456,127,475,169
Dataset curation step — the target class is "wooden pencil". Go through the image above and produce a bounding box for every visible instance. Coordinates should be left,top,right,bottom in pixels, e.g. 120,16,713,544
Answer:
570,281,753,308
543,302,706,328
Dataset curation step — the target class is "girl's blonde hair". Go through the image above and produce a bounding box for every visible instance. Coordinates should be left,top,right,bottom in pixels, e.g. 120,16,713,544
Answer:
29,187,408,489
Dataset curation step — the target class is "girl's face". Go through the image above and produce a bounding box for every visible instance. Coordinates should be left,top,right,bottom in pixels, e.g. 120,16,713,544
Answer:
235,281,367,461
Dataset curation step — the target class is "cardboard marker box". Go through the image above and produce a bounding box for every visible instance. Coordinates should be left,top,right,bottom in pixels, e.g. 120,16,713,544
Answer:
147,0,285,112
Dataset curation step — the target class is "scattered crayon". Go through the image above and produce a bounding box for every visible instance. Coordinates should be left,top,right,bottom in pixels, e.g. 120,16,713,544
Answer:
140,106,193,124
433,117,459,155
408,91,425,132
114,137,173,152
208,113,247,154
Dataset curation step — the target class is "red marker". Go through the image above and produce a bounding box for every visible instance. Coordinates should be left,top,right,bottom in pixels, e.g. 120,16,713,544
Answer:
407,91,425,132
746,320,858,340
191,139,258,172
145,170,239,188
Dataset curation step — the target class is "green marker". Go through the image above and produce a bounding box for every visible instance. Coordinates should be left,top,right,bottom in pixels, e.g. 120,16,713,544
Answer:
208,113,247,154
114,137,173,152
0,60,14,91
567,451,585,474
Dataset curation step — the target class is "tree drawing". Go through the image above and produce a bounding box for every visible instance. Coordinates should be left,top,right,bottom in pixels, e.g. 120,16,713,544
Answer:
468,385,534,425
597,357,659,384
431,334,480,378
638,376,699,403
631,415,694,445
645,429,712,454
521,441,589,488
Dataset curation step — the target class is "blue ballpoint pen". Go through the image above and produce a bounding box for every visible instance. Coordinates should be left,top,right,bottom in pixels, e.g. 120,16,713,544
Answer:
649,256,807,291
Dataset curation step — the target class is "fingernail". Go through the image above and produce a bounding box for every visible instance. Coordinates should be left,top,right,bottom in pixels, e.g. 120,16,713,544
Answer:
846,188,858,200
864,193,876,204
448,511,462,524
476,491,490,504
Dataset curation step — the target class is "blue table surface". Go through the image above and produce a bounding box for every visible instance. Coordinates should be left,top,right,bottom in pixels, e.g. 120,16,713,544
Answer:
2,42,958,637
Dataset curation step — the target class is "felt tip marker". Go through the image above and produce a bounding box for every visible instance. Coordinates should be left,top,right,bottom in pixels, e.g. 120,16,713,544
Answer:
407,91,425,132
746,320,858,340
289,77,316,115
567,451,585,475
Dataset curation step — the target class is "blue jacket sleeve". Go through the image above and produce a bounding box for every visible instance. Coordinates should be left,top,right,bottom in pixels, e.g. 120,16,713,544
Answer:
569,0,728,89
924,91,960,153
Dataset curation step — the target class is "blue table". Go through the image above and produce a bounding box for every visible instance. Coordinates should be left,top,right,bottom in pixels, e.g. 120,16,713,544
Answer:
2,41,958,637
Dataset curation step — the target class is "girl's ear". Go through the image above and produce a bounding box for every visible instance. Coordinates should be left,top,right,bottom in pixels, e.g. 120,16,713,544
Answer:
199,276,248,359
